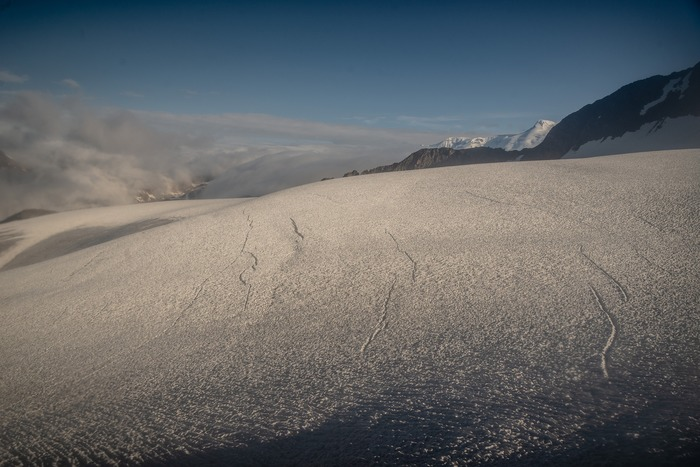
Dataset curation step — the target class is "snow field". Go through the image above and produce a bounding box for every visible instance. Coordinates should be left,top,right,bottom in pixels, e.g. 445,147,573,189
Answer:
0,150,699,465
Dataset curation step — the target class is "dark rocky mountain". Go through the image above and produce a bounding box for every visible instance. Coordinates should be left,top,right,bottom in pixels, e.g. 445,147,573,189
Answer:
343,61,700,176
343,147,513,176
519,60,700,160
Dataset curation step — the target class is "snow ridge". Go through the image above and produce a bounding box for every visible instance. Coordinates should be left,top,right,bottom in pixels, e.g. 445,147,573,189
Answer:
360,278,397,355
579,245,629,379
589,285,617,379
386,229,417,282
579,245,628,303
239,213,257,311
290,217,304,241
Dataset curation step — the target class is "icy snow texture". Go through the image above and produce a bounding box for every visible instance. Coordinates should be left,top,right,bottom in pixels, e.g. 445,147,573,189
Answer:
1,150,699,465
430,120,556,151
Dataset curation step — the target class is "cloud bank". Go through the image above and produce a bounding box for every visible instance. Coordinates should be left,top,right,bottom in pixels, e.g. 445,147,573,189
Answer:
60,79,81,89
0,70,28,84
0,92,215,218
0,93,444,218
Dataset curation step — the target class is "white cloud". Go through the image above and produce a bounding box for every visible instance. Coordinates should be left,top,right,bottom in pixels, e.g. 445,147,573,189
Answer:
396,115,466,131
131,111,453,199
61,78,81,89
0,93,452,216
138,111,444,147
0,70,29,84
347,116,388,125
0,92,212,217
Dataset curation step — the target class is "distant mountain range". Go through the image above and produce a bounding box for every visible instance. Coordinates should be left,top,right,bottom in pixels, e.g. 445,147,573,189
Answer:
428,119,557,151
344,61,700,176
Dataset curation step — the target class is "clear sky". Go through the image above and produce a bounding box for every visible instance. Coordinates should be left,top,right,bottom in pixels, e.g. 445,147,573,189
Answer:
1,0,700,213
2,0,699,134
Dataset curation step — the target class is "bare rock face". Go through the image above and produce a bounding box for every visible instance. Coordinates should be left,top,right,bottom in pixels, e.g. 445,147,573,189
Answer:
348,146,516,176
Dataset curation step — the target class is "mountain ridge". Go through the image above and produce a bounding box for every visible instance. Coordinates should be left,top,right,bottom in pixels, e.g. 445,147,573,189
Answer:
520,61,699,160
342,61,700,176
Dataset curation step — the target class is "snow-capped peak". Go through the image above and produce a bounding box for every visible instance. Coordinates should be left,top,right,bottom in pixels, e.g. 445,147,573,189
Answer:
534,119,555,128
429,120,556,151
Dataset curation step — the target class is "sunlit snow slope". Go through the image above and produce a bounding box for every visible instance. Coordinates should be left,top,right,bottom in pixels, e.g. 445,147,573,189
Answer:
430,120,556,151
1,150,699,465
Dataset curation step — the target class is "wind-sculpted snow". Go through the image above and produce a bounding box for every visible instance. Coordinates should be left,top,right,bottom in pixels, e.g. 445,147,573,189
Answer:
1,150,699,465
587,285,618,379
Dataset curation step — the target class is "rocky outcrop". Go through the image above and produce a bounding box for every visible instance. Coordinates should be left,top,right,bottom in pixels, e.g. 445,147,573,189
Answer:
354,147,515,175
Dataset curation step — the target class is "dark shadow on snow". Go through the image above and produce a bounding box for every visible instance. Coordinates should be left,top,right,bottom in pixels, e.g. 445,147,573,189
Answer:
0,231,22,255
1,218,174,270
144,401,700,466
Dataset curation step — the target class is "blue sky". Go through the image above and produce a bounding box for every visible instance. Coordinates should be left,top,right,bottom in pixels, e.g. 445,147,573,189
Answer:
2,0,699,135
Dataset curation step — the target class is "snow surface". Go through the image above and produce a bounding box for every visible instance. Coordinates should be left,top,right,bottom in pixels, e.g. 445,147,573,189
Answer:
430,120,556,151
1,150,699,465
564,116,700,158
